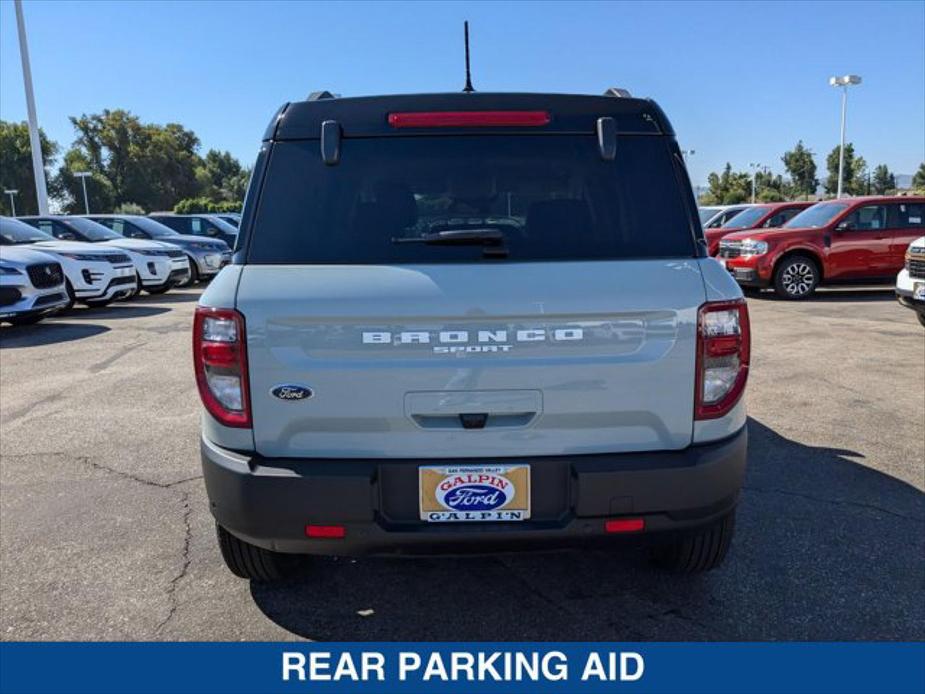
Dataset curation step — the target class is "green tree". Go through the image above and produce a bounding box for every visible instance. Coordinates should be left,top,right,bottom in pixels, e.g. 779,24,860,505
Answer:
781,141,818,198
871,164,896,195
702,163,752,205
54,110,203,213
825,143,867,196
910,162,925,191
195,149,248,202
0,120,59,215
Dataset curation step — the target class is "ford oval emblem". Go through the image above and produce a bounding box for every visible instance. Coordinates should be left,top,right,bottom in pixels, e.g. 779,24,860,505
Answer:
437,474,514,513
271,384,313,401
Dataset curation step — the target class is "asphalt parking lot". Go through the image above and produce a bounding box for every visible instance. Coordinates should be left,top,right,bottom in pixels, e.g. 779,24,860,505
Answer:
1,286,923,641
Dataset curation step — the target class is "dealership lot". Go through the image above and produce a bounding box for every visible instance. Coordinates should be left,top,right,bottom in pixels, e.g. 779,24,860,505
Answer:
0,287,922,641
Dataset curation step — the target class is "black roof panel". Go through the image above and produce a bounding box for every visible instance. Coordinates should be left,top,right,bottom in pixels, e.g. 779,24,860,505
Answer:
267,92,674,140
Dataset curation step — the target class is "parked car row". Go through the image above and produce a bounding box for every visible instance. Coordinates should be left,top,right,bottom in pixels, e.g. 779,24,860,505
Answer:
0,214,234,326
698,197,925,315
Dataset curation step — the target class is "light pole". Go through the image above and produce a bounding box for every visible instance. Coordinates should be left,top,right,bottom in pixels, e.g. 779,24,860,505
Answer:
680,149,695,162
75,171,91,214
829,74,862,199
14,0,49,215
749,162,763,203
4,189,18,216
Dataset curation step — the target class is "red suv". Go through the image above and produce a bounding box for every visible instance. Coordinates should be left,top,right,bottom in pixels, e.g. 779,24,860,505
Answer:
718,196,925,299
704,201,814,255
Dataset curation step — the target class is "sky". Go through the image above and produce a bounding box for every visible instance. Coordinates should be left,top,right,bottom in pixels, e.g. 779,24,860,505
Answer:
1,0,923,187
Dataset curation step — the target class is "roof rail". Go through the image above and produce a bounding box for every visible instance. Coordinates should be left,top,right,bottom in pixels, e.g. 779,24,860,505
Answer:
307,91,338,101
603,87,632,98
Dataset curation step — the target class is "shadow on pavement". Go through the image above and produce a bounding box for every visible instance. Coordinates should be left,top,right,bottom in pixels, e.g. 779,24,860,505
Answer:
248,418,924,641
0,322,110,349
132,290,202,304
753,287,895,303
67,305,170,320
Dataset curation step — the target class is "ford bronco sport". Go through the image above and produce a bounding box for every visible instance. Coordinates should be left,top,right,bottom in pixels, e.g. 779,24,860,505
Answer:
195,90,750,580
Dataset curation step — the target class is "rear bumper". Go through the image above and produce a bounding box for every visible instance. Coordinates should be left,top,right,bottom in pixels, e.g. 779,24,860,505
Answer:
201,427,747,555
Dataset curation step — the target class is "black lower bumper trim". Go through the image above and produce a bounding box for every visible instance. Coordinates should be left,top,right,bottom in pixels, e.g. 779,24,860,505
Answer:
201,427,747,555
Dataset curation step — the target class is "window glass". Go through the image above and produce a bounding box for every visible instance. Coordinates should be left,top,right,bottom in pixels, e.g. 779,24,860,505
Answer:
784,203,849,229
897,203,924,228
847,205,886,230
248,135,696,264
721,206,768,229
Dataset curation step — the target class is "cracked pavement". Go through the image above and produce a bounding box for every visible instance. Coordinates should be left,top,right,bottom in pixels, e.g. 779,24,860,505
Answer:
1,286,923,641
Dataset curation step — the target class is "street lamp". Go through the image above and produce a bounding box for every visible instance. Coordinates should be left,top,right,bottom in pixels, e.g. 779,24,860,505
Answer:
74,171,91,214
749,162,763,203
828,74,862,199
3,189,18,216
680,149,695,162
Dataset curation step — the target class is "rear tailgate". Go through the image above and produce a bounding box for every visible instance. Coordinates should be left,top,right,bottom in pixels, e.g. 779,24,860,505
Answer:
237,260,705,458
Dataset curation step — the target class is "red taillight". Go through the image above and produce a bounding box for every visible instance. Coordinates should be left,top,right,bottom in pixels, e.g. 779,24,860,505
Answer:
193,306,251,428
387,110,551,128
605,518,645,533
695,300,750,420
305,525,346,539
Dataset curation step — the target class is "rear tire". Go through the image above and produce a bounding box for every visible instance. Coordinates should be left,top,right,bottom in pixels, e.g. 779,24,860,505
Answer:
773,255,819,299
650,511,736,573
216,523,298,581
917,313,925,328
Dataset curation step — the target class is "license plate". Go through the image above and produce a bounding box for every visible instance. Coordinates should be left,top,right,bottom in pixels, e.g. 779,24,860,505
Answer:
419,464,530,522
914,282,925,301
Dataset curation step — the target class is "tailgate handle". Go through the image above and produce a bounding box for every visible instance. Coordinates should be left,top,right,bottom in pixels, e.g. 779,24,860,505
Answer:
411,412,537,430
459,413,488,430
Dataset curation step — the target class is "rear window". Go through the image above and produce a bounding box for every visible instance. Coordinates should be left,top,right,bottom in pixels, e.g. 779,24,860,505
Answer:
247,135,696,263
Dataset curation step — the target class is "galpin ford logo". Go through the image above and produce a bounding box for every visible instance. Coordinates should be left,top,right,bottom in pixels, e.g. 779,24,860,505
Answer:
419,465,531,522
438,472,514,512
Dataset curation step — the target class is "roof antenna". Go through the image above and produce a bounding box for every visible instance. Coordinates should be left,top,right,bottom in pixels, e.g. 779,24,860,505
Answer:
463,21,475,93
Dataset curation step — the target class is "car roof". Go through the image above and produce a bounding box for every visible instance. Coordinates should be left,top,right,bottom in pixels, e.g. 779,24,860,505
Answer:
266,91,674,141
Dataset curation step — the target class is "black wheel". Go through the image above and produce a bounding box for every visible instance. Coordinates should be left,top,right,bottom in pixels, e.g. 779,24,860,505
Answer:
773,255,819,299
651,511,736,573
216,523,299,581
7,313,45,326
188,262,200,285
917,313,925,328
742,287,762,298
145,285,172,295
63,279,76,311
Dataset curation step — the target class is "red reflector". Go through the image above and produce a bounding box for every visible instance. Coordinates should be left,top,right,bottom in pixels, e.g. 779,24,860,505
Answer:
200,342,237,367
305,525,346,539
388,110,551,128
705,335,740,357
605,518,645,533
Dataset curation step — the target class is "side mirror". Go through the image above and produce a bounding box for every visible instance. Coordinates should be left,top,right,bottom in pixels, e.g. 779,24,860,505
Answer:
205,226,219,237
59,232,77,240
835,220,852,232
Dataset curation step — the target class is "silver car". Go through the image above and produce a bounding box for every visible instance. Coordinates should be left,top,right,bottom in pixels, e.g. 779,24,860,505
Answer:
0,245,70,325
87,215,231,284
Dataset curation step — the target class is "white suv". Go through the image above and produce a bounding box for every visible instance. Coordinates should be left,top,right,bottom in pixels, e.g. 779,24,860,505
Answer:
896,235,925,327
0,217,136,308
22,216,190,294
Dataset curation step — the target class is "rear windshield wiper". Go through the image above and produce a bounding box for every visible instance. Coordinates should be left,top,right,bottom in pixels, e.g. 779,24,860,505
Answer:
392,228,508,245
392,229,508,257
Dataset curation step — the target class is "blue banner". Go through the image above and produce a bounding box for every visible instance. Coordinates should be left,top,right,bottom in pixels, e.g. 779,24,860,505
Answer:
1,643,923,694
